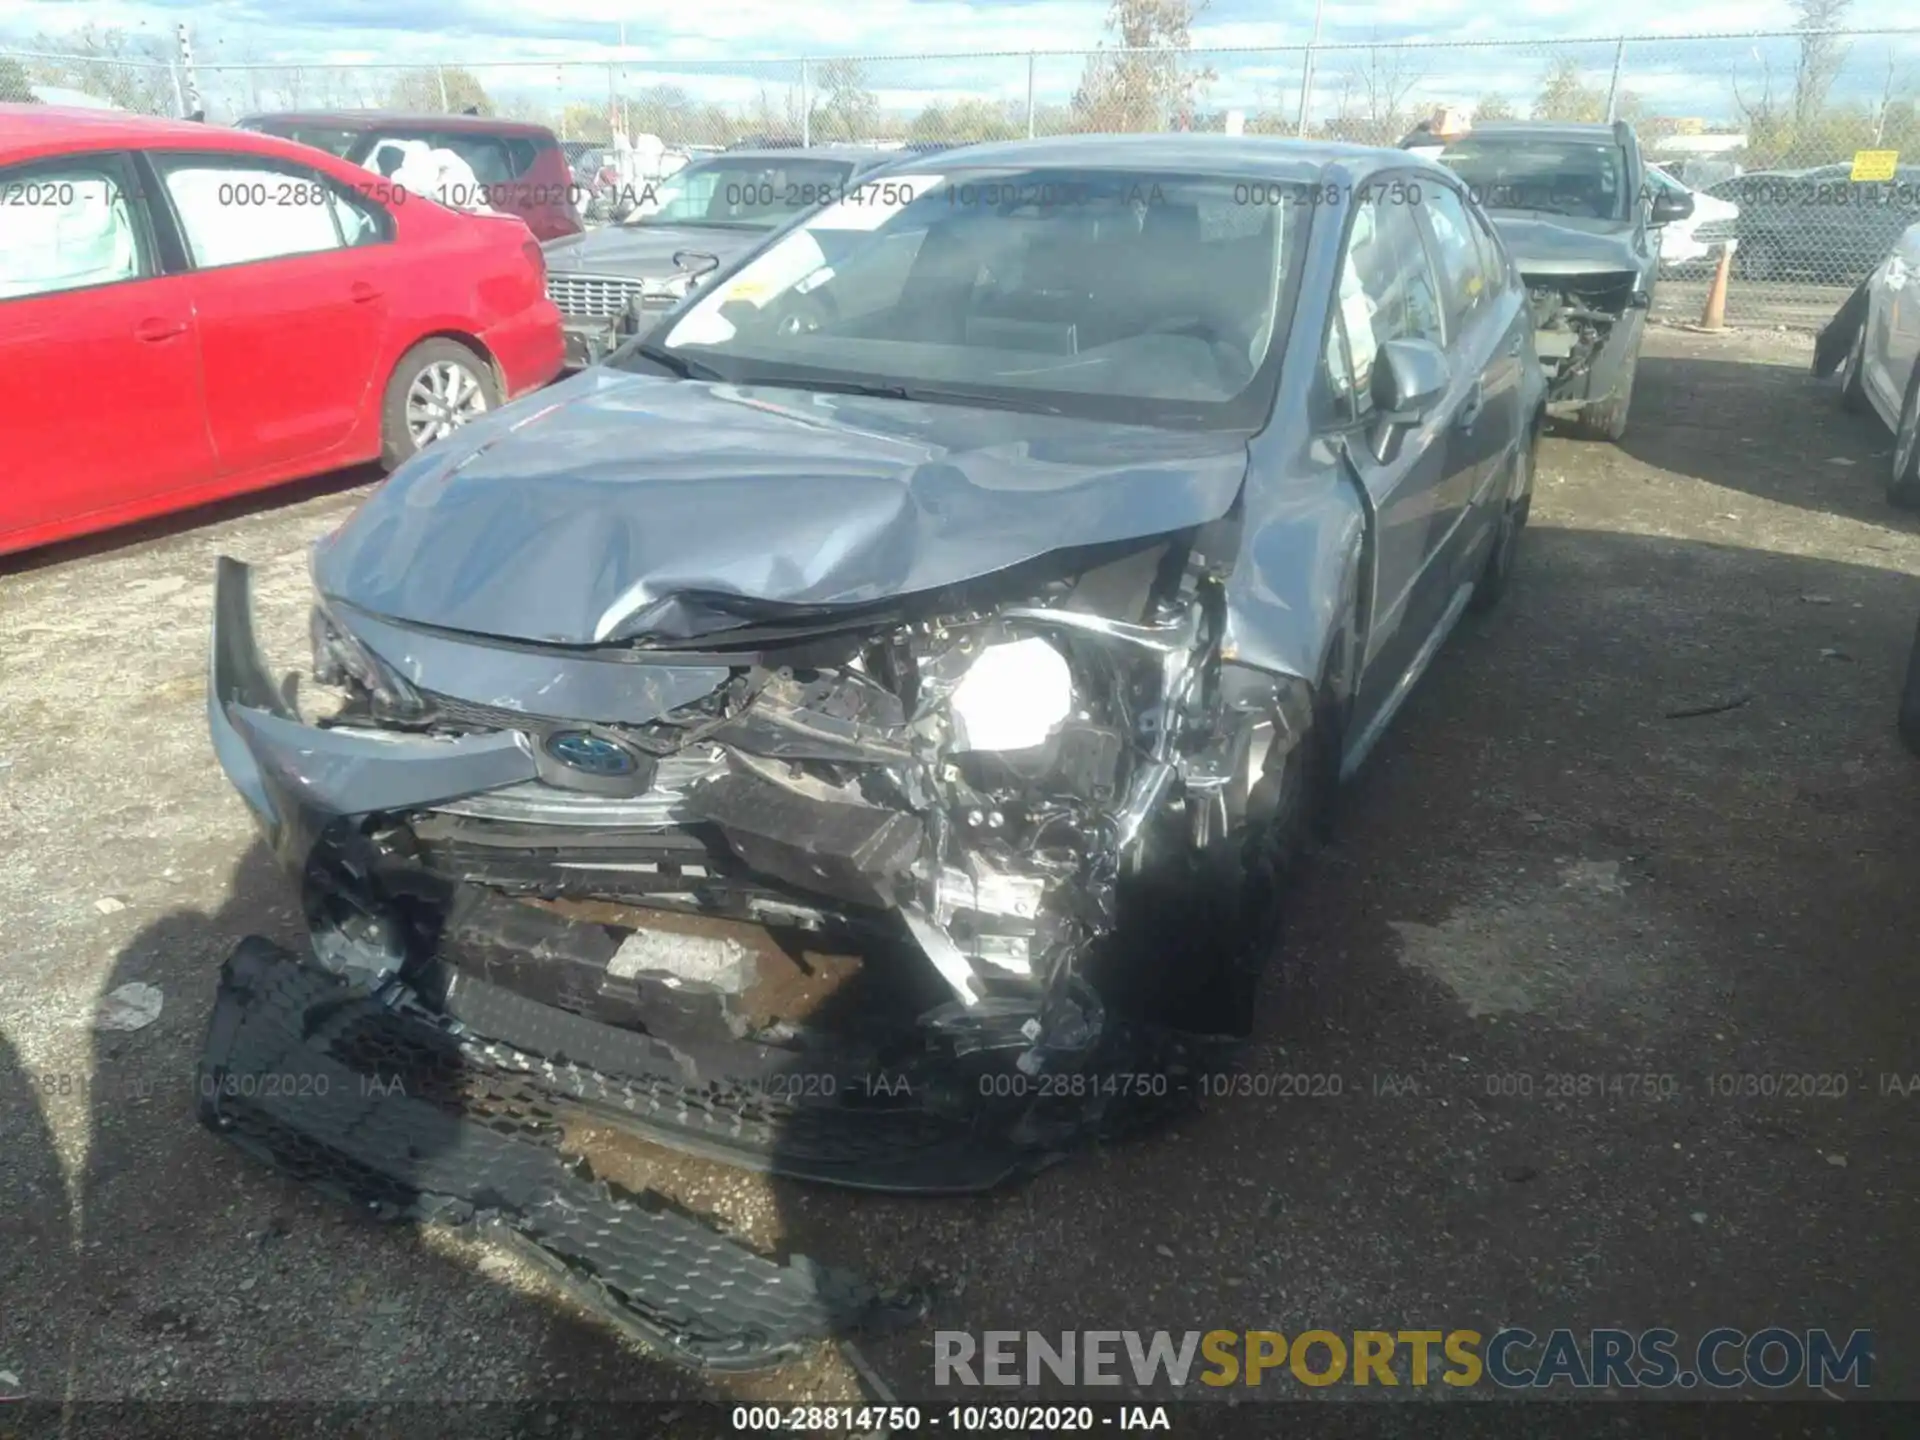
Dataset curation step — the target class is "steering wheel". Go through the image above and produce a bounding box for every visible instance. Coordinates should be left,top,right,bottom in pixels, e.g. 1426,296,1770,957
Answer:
772,292,832,338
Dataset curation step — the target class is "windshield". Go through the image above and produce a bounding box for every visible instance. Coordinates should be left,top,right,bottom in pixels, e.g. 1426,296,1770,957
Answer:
626,156,859,229
616,166,1309,430
1429,138,1629,221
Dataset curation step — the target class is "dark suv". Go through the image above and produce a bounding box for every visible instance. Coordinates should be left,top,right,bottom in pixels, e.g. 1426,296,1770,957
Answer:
1402,119,1690,442
236,111,584,242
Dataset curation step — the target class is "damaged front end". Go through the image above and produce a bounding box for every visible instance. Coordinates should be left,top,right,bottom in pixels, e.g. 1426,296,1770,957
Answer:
206,515,1314,1205
1525,271,1649,414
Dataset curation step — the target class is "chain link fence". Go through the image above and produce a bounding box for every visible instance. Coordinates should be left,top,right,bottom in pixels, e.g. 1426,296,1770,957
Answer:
5,29,1919,328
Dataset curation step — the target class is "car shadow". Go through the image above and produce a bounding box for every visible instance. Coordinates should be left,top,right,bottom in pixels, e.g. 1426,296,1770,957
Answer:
8,838,726,1417
1621,350,1919,532
0,464,382,581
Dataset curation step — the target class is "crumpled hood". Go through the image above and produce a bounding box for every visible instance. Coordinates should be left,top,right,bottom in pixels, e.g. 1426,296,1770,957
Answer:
313,370,1251,646
540,223,765,279
1488,213,1644,277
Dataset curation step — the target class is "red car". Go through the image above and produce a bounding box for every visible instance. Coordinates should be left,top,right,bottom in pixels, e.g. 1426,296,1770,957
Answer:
236,111,586,244
0,106,565,557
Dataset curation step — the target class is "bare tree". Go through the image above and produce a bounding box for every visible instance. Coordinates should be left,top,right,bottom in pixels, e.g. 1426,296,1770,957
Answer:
1792,0,1852,126
812,59,878,141
1072,0,1216,133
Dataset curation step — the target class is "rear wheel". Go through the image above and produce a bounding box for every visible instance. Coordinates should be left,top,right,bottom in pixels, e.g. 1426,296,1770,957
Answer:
1470,436,1536,613
1890,363,1920,511
379,339,499,471
1840,313,1872,415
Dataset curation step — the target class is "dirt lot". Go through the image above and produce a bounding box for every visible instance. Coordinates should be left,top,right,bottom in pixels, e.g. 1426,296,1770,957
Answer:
3,324,1919,1416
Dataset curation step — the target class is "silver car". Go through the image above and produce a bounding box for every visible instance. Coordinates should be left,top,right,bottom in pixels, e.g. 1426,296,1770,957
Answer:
541,145,900,367
1833,218,1920,507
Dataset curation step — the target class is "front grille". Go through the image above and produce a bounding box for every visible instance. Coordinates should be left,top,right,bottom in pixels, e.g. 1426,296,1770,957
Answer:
547,272,646,318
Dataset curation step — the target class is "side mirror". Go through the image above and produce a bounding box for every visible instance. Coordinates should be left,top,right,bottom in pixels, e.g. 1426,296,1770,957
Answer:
1369,338,1449,463
1650,189,1694,226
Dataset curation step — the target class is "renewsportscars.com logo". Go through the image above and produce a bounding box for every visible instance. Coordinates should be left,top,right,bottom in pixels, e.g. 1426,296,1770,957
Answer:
934,1328,1873,1391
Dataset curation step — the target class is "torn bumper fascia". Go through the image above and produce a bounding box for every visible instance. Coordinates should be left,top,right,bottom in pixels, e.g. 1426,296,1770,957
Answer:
197,935,923,1369
209,557,541,865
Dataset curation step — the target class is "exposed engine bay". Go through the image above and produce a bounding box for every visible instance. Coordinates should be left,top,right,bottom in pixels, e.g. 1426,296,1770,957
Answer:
1525,271,1643,404
298,523,1311,1053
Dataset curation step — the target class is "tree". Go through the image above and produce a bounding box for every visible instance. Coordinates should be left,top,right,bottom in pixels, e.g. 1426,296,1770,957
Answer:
907,98,1022,143
1318,45,1425,145
1792,0,1852,126
0,57,36,103
811,59,877,141
385,66,494,116
1474,92,1515,121
26,25,174,113
1531,57,1640,125
1071,0,1216,133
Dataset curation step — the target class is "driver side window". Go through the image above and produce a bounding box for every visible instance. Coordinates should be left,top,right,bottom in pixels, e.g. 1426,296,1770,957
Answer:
1332,185,1444,420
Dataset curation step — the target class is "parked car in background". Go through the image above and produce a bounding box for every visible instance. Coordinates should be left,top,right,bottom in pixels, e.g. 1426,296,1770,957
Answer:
0,104,564,556
1648,164,1739,271
1814,219,1920,508
206,138,1548,1222
235,111,584,241
1405,118,1687,441
1711,163,1920,285
540,144,901,367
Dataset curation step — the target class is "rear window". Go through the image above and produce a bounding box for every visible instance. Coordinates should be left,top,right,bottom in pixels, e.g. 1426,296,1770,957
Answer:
241,122,362,159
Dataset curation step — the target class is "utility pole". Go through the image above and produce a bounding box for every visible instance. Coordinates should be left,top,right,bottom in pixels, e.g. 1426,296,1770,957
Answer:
1295,0,1324,139
175,22,202,118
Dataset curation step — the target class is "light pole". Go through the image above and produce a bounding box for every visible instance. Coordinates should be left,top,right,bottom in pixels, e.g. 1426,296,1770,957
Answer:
1295,0,1324,138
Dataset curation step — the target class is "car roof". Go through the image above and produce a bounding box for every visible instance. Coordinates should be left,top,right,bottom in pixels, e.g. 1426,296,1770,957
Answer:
704,144,892,166
0,104,378,164
1438,120,1627,144
240,110,559,138
882,132,1429,181
0,104,231,152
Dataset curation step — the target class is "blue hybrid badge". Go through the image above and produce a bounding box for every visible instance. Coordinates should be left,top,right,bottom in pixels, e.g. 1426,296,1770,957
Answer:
544,730,639,777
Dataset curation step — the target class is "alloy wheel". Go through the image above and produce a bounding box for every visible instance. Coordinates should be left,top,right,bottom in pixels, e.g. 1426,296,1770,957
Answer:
405,360,490,448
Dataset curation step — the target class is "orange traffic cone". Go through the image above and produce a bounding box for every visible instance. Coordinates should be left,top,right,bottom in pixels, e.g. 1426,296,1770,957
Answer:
1697,242,1732,332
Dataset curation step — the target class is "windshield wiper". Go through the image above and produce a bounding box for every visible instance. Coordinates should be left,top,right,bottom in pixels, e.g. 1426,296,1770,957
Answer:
627,343,725,382
735,375,1063,415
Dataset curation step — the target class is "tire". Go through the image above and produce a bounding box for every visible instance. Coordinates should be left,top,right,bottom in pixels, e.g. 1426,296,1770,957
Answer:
379,339,500,472
1890,363,1920,511
1900,613,1920,758
1470,435,1535,614
1567,341,1638,443
1840,313,1872,415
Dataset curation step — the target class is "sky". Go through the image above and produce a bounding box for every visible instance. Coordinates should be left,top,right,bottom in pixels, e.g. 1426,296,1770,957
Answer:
8,0,1920,125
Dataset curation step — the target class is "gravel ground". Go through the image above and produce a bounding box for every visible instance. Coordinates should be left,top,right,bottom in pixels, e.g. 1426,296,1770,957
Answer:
3,324,1918,1413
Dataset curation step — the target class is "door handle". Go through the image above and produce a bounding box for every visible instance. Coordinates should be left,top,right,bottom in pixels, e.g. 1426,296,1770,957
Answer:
349,282,383,303
1456,383,1485,431
1507,335,1525,356
133,317,188,343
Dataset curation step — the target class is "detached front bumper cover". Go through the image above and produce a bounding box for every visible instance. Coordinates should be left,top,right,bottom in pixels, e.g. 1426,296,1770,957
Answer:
198,936,923,1370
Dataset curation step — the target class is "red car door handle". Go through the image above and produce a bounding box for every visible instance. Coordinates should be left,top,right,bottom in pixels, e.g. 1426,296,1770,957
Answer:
350,283,383,303
134,317,188,342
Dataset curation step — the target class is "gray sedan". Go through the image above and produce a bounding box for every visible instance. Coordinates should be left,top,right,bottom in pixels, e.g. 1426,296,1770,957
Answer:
202,136,1546,1354
541,144,900,367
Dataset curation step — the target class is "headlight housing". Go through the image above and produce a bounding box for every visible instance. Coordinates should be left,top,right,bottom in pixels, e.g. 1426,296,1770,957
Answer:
309,602,420,716
947,637,1075,752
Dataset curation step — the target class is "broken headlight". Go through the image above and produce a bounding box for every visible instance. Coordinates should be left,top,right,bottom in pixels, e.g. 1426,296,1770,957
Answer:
309,603,420,716
947,636,1075,753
